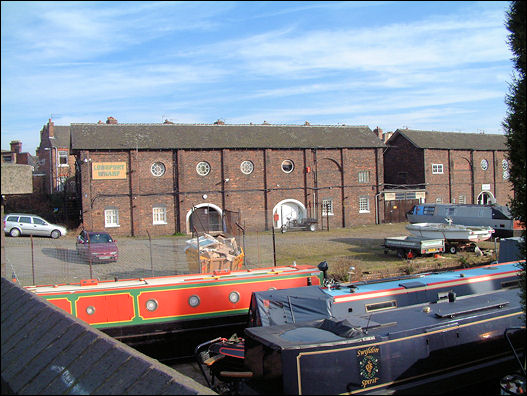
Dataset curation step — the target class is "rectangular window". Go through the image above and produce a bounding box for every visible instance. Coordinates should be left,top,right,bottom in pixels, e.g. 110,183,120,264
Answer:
359,196,370,213
365,300,397,312
153,206,167,225
322,199,334,215
432,163,444,174
58,150,68,166
358,170,370,183
104,208,119,227
458,195,466,204
57,176,67,192
2,155,13,163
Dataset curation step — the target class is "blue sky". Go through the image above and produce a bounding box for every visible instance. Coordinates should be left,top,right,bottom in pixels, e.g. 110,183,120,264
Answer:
1,1,514,155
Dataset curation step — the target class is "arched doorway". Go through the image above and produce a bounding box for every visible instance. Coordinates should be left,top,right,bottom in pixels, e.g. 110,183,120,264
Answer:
477,191,496,205
272,199,307,229
186,203,223,234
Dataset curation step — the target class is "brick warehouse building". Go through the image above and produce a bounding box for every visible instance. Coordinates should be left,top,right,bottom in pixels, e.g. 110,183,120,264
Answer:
70,121,385,236
384,129,514,210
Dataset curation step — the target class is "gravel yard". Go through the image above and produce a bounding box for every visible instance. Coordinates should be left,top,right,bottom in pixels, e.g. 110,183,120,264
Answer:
3,222,498,286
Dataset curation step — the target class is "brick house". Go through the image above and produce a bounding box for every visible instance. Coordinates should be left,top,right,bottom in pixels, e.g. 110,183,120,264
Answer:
384,129,514,208
36,119,76,195
70,120,385,236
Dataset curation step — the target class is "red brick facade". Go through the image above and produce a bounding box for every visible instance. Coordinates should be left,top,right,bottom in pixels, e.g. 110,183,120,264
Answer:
79,146,384,236
384,131,514,206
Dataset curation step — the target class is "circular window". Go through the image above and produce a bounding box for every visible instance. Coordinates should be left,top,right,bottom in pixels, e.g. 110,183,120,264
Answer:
229,291,240,304
151,162,166,177
281,160,294,174
86,306,96,315
503,170,510,180
480,159,488,171
196,161,211,176
146,299,158,312
240,160,254,175
188,295,200,307
502,159,509,171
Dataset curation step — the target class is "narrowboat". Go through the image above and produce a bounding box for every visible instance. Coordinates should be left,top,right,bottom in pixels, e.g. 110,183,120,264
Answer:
250,260,523,326
406,203,524,238
195,261,524,393
24,264,323,359
242,287,525,394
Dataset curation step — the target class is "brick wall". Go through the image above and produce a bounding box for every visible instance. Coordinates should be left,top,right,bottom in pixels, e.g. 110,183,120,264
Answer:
80,147,383,236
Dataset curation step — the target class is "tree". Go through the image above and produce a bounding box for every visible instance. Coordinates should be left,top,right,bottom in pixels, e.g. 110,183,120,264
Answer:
503,0,526,314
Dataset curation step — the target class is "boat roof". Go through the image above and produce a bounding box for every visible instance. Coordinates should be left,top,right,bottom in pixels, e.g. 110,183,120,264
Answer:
25,264,320,294
325,261,520,298
245,287,521,350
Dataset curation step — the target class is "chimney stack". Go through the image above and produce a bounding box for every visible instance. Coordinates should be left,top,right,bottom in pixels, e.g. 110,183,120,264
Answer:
106,116,118,124
10,140,22,154
48,118,55,138
373,126,383,140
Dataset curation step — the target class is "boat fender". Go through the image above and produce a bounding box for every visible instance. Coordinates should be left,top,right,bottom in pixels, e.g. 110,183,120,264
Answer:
448,291,456,302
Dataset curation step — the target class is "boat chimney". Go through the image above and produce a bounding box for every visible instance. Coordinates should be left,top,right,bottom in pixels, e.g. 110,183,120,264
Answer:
448,291,456,302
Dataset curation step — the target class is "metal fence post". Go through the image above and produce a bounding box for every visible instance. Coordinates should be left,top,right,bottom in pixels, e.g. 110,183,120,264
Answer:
147,230,153,277
31,235,35,285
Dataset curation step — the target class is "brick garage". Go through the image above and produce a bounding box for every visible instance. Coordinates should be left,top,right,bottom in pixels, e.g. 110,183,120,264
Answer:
71,122,385,236
384,129,514,206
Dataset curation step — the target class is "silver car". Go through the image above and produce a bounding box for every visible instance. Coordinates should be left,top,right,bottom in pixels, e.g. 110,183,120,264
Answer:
3,213,67,239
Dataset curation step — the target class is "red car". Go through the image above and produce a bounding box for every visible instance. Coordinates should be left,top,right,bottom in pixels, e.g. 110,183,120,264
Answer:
76,230,118,263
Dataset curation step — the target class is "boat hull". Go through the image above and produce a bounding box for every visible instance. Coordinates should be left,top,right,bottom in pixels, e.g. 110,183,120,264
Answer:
25,265,322,358
406,222,494,242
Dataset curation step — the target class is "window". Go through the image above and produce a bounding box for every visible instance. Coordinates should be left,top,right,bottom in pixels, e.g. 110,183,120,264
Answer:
359,197,370,213
104,208,119,227
33,217,46,225
365,300,397,312
358,171,370,183
196,161,211,176
480,159,488,171
2,155,13,163
432,164,443,174
458,195,466,204
503,170,510,180
151,162,166,177
240,160,254,175
58,150,68,166
153,206,167,225
281,159,294,173
322,199,334,215
502,159,509,170
57,176,67,192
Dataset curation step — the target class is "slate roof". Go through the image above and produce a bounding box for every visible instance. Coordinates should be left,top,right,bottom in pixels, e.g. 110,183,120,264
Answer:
70,123,385,150
392,129,507,151
50,126,71,149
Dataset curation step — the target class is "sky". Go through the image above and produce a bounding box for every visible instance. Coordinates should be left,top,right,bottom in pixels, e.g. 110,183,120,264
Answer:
1,1,515,155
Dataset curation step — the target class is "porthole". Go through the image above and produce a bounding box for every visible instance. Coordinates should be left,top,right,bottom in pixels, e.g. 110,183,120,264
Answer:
188,295,200,307
480,159,488,171
196,161,211,176
502,159,509,171
151,162,166,177
146,299,158,312
281,159,294,174
86,306,96,315
229,291,240,304
240,160,254,175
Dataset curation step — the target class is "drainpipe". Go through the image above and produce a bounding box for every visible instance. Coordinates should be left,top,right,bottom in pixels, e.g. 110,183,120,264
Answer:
375,192,384,225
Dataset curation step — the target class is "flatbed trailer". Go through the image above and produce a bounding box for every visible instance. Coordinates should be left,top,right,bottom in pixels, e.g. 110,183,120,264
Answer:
383,235,445,259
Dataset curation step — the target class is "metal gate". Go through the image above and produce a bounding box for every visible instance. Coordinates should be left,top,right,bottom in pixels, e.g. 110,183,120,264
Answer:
384,199,419,223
